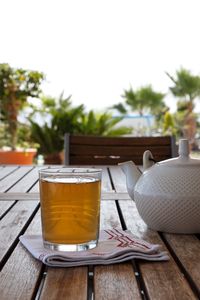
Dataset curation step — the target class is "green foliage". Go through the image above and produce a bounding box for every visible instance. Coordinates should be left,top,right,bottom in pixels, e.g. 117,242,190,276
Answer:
122,85,165,116
111,103,127,114
29,121,63,155
176,100,191,112
0,121,39,150
78,111,132,136
151,104,170,135
0,123,10,148
0,63,44,149
29,94,85,155
166,68,200,101
167,68,200,145
111,85,166,136
29,94,132,155
163,111,176,135
17,123,39,149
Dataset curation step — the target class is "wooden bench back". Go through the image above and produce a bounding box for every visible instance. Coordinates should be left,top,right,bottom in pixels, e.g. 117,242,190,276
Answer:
64,134,177,165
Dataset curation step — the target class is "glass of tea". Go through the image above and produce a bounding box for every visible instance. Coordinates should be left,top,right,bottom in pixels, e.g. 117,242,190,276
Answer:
39,167,102,251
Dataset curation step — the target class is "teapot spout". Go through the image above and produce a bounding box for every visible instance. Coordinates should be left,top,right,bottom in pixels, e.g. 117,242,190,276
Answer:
143,150,155,170
119,161,142,200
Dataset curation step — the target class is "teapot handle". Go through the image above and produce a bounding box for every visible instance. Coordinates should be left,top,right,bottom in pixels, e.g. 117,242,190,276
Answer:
143,150,155,171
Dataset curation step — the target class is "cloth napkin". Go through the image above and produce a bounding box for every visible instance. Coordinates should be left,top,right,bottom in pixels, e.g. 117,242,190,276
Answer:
19,228,169,267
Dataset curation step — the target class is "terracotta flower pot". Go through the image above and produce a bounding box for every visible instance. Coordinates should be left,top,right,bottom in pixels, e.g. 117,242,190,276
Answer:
0,149,37,165
44,152,63,165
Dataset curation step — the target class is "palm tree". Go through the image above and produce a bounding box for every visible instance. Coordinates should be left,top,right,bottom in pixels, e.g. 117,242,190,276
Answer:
166,68,200,147
122,85,165,116
111,85,166,135
111,103,127,114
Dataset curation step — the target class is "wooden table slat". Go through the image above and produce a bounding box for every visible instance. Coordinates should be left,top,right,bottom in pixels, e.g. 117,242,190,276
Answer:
0,200,16,218
7,167,39,193
0,200,39,264
95,200,142,299
0,166,19,181
109,166,128,192
94,263,142,300
0,166,33,192
100,200,121,230
40,267,88,300
100,166,114,192
0,210,42,300
0,165,199,300
33,212,89,300
163,233,200,294
119,200,197,299
0,192,131,201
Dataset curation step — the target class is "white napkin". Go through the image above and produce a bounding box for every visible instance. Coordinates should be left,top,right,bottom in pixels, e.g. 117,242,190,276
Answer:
19,228,169,267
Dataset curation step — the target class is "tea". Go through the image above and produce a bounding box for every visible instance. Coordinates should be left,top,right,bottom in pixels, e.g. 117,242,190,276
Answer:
39,176,101,245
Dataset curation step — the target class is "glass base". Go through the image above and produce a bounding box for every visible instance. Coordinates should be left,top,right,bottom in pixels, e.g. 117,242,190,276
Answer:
43,239,97,252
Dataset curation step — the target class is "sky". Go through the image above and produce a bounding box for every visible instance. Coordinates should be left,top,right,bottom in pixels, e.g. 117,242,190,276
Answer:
1,0,200,113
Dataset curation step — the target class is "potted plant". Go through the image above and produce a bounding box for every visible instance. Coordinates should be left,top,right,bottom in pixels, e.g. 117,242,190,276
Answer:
29,94,132,164
29,94,85,164
0,63,44,164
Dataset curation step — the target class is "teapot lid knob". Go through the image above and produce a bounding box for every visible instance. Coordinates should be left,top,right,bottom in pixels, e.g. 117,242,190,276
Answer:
178,139,190,157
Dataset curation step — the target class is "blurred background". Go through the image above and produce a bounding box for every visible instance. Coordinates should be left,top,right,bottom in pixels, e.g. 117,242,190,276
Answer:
1,0,200,164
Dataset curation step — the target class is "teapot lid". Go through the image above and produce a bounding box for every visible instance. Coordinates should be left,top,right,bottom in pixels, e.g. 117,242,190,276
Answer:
158,139,200,166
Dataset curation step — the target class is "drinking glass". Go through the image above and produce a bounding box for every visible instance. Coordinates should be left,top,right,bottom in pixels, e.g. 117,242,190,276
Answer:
39,167,102,251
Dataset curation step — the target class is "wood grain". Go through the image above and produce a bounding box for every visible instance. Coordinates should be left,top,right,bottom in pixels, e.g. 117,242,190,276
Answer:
100,200,121,230
163,233,200,294
0,192,131,201
70,145,171,156
0,200,38,263
94,200,141,299
68,135,174,165
94,263,142,300
7,167,39,193
119,200,197,299
100,166,113,192
0,166,33,192
0,165,199,299
40,267,88,300
70,135,173,146
1,207,88,300
0,200,16,218
0,211,43,300
0,166,19,180
109,166,127,193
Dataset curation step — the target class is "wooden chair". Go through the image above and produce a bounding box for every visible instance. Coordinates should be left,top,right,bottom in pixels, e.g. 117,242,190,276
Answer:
64,134,177,165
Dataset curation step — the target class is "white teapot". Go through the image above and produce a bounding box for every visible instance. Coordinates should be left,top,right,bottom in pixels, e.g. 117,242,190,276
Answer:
119,139,200,233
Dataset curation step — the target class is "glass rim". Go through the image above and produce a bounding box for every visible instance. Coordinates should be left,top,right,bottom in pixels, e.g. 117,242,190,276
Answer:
39,166,102,175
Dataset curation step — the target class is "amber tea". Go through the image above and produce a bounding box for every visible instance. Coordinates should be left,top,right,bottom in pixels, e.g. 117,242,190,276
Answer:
39,168,102,251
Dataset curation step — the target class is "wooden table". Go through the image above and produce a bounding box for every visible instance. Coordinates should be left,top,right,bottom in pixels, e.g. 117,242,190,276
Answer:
0,165,200,299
